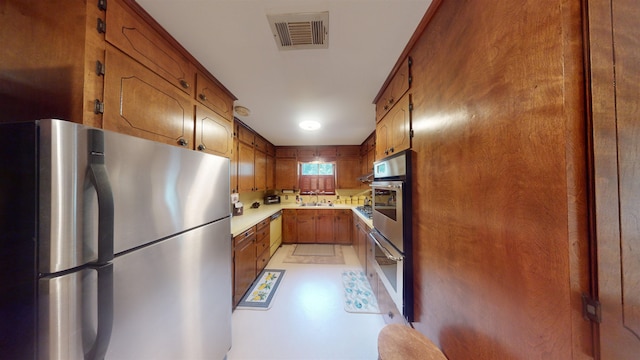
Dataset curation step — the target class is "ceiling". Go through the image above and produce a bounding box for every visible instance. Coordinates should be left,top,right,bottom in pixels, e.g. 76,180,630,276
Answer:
136,0,432,146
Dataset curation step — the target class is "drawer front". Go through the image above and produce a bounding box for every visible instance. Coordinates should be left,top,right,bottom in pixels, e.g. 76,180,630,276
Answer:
256,225,270,242
234,226,256,246
256,235,270,254
106,0,194,96
257,217,271,231
256,247,270,273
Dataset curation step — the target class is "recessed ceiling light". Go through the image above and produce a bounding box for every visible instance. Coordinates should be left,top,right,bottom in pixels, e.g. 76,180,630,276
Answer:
299,120,321,131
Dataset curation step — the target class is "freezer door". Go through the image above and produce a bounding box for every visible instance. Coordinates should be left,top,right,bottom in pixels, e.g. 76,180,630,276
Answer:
107,218,232,359
102,128,230,254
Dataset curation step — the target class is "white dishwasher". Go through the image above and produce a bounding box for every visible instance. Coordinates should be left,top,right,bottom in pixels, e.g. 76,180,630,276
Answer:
269,210,282,256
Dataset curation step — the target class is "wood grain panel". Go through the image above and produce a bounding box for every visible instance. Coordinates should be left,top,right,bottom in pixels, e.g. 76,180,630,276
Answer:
405,0,590,358
589,0,640,356
195,105,233,158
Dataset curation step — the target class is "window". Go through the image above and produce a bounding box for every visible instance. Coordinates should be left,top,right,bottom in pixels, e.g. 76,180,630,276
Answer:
299,162,336,195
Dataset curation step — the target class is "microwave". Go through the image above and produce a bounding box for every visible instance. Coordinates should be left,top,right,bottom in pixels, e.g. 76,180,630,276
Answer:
264,195,281,204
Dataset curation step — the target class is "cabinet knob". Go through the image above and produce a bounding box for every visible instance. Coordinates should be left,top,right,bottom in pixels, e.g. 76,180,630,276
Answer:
390,147,395,153
199,93,207,101
177,138,188,147
198,144,206,151
388,98,394,104
180,79,190,89
383,105,389,110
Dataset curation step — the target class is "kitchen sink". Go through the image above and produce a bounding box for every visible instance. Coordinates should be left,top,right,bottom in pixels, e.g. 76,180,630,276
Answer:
299,203,334,207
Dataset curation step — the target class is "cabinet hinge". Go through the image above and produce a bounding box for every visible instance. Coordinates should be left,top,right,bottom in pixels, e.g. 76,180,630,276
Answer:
94,99,105,114
97,0,107,11
408,56,413,67
409,103,413,111
95,60,105,76
582,293,601,323
410,129,414,138
97,18,106,34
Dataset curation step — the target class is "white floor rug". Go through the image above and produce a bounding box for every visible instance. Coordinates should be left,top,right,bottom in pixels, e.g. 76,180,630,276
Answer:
342,270,380,313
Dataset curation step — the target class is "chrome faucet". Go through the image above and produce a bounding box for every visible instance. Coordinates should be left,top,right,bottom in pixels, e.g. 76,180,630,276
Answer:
309,191,320,205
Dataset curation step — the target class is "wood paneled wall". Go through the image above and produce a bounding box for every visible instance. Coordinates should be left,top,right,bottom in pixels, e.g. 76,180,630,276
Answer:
405,0,592,358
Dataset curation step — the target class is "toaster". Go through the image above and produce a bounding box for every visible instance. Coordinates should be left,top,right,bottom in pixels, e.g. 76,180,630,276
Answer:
264,195,281,204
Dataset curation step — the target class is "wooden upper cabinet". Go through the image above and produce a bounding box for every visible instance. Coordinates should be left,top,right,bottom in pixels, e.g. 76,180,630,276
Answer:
106,0,194,96
196,72,234,121
376,56,411,123
237,141,256,193
336,145,360,158
266,143,276,157
276,147,297,158
316,146,337,159
103,45,194,148
275,158,298,191
237,122,255,145
376,94,411,159
254,136,268,153
195,105,233,158
254,149,267,191
266,154,275,191
296,147,317,160
337,157,362,189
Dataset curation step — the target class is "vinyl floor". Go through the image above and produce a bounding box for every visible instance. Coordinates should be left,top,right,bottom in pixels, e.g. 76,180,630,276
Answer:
226,245,386,360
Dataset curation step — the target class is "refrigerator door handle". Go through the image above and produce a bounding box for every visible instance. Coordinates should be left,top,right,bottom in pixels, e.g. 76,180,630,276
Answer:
85,263,114,360
87,129,115,264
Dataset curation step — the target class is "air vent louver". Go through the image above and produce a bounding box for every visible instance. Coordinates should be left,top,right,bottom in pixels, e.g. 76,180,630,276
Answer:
267,12,329,50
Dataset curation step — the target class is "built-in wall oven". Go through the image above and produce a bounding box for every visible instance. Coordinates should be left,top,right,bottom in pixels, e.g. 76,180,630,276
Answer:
369,150,413,322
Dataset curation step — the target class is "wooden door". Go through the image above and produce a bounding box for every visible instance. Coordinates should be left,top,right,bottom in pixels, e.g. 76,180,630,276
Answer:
275,158,298,191
334,210,352,244
376,117,390,160
282,209,297,244
315,210,334,244
233,231,256,306
254,150,267,191
389,95,411,155
337,158,361,189
588,0,640,357
103,45,194,148
296,210,315,244
266,155,275,191
106,0,194,96
237,141,255,192
195,105,233,158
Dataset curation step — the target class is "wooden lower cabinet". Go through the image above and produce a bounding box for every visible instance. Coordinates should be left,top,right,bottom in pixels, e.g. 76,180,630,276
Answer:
233,227,256,307
353,214,368,268
233,217,271,308
334,209,352,244
296,210,316,243
315,210,334,243
282,209,297,244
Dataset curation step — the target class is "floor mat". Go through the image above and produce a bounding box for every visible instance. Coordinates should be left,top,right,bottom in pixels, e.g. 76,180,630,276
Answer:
342,270,380,314
293,244,335,256
283,245,345,264
236,269,285,310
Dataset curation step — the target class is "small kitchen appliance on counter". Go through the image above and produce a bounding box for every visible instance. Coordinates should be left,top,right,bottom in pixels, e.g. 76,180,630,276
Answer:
264,194,281,204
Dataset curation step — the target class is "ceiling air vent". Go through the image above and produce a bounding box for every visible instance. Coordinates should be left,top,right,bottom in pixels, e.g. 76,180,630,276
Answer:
267,12,329,50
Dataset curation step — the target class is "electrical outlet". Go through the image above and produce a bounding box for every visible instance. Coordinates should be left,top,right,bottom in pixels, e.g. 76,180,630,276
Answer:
285,195,289,200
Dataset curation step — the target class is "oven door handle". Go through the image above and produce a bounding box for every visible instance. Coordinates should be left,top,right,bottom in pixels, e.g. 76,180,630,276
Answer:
368,231,404,262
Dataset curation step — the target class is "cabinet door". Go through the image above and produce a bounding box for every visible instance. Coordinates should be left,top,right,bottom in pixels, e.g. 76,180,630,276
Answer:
233,234,256,306
390,95,412,154
196,72,234,120
315,210,334,243
237,122,254,145
230,136,238,193
254,150,267,191
275,158,298,191
375,56,411,123
282,209,297,244
376,117,391,160
334,210,352,245
237,141,255,192
106,0,193,96
337,157,361,189
103,46,194,148
266,154,275,191
296,210,315,243
195,105,233,158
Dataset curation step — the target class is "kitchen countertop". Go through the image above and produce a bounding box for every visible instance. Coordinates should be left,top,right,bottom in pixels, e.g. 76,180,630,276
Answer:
230,203,373,237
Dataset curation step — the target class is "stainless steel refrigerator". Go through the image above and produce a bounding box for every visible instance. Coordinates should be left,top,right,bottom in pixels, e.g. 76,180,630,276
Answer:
0,119,232,359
